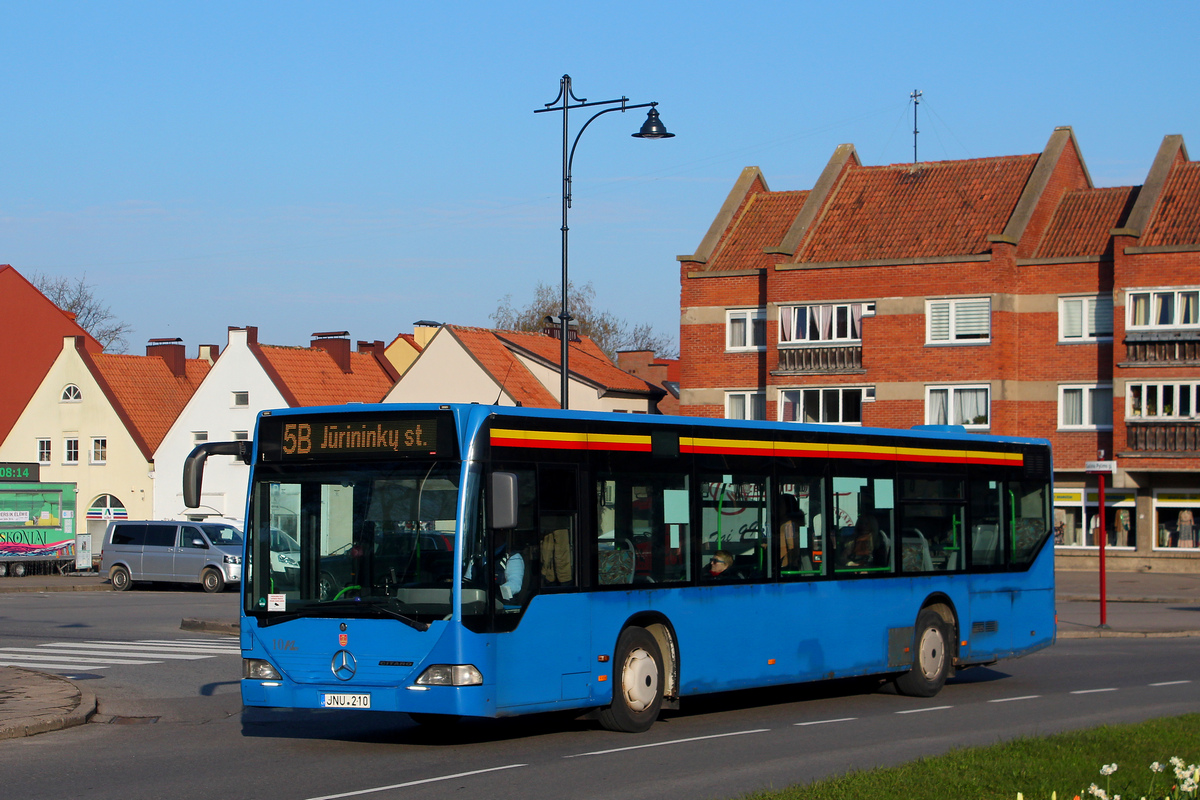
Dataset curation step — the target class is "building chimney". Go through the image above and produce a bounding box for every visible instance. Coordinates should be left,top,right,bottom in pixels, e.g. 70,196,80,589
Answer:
311,331,352,373
229,326,258,346
359,340,400,382
197,344,220,363
147,338,186,377
411,320,442,348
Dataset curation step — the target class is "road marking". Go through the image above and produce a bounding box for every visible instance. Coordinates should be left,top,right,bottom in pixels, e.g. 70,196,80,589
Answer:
304,764,527,800
988,695,1041,703
0,660,117,671
37,644,216,659
1071,688,1117,694
0,650,159,665
565,729,770,758
1149,680,1191,687
795,717,858,726
895,706,952,714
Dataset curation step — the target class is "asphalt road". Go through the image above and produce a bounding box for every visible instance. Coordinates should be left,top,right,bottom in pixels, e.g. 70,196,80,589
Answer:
0,593,1196,800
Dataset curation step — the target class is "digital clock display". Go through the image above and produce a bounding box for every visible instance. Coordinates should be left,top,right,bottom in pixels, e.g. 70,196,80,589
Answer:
260,414,455,461
0,463,39,482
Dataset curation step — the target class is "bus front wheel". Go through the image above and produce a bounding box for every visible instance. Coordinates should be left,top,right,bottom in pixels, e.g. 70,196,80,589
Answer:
599,627,664,733
895,608,952,697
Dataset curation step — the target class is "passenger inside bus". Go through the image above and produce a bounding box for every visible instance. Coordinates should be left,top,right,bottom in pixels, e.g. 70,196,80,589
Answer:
838,514,888,569
706,550,735,579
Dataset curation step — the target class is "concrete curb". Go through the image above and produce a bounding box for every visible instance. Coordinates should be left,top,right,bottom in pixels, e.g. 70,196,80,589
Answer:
0,582,110,594
180,618,239,635
0,672,96,741
1059,594,1199,604
1058,629,1200,639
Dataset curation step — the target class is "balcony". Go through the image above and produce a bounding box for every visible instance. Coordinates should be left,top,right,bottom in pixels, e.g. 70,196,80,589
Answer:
1124,421,1200,453
774,344,863,375
1122,331,1200,366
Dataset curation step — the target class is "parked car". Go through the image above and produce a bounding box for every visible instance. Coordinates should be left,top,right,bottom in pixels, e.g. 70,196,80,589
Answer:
101,520,242,592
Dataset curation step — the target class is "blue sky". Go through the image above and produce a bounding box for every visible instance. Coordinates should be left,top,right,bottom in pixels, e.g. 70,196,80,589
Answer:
4,1,1198,353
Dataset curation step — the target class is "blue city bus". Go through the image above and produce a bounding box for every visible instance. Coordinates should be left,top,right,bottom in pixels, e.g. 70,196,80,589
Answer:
184,403,1055,732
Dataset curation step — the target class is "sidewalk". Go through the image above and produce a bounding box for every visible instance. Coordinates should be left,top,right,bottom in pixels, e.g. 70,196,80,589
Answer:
0,567,1196,740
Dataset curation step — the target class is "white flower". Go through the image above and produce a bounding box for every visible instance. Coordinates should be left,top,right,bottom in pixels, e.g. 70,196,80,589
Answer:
1088,783,1109,800
1170,757,1185,768
1151,762,1165,773
1101,764,1119,776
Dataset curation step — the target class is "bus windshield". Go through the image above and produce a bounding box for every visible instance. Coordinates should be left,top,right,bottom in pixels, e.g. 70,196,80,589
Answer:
245,460,460,624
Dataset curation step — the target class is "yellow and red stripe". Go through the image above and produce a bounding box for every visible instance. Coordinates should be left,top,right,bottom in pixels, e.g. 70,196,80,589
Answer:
489,428,1024,468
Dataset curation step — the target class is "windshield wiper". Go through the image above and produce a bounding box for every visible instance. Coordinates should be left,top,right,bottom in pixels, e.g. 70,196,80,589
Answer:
301,597,430,631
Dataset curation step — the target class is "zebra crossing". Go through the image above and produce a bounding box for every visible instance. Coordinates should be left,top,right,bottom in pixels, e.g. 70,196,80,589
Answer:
0,637,239,675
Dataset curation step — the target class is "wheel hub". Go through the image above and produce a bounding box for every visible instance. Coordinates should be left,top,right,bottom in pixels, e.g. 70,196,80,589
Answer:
917,626,945,680
622,648,659,712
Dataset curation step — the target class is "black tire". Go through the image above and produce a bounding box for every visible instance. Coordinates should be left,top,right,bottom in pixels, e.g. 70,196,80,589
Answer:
895,608,953,697
598,627,665,733
318,572,337,602
201,568,225,593
110,565,132,591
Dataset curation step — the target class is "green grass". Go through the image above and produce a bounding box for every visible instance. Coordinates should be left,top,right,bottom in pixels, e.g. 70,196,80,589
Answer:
743,714,1200,800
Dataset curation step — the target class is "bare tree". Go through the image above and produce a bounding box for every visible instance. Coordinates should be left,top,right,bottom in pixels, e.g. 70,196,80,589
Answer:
491,281,678,360
29,272,132,353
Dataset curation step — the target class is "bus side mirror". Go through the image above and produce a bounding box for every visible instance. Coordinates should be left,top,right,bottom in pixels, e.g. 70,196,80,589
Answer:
183,441,251,508
490,472,518,529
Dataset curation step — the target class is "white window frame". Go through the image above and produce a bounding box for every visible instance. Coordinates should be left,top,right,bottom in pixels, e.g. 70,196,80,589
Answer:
64,438,79,465
726,308,766,352
778,302,871,345
1126,381,1200,420
60,384,82,402
90,437,108,465
1127,287,1200,331
1058,385,1113,430
926,384,991,429
778,386,868,425
36,439,52,465
232,391,249,407
193,431,209,445
926,297,991,344
725,391,766,420
1059,295,1114,343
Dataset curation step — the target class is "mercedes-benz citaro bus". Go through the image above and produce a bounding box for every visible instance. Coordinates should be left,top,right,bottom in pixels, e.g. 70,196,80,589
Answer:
183,403,1055,733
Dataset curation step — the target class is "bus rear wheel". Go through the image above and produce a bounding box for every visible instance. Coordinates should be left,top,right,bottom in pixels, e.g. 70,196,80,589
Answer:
599,626,664,733
895,608,952,697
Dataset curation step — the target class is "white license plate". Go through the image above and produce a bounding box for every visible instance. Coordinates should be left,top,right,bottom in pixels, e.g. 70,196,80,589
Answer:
323,693,371,708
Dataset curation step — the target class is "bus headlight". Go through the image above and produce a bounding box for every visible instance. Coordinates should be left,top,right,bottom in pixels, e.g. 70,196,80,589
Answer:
415,664,483,686
243,658,282,680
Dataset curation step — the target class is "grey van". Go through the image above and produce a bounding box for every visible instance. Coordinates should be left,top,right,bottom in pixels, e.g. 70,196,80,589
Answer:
101,521,243,593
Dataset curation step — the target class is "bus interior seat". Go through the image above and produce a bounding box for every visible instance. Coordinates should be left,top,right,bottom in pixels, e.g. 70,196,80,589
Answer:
900,529,933,572
973,524,1000,563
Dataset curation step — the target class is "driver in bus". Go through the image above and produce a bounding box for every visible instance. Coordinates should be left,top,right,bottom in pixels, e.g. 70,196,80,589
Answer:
466,530,525,605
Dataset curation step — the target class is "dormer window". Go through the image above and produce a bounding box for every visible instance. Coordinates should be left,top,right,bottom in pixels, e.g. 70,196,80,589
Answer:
61,384,82,402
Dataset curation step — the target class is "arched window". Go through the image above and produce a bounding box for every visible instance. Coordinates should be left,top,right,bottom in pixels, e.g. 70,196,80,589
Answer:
61,384,82,402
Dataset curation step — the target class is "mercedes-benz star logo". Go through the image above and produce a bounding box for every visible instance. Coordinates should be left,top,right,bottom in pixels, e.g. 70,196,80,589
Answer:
331,649,357,681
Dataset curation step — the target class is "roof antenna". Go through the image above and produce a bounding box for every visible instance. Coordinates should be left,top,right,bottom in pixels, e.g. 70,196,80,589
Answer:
911,89,922,163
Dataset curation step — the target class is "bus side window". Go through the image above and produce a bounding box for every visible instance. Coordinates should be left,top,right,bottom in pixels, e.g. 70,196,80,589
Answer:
538,466,577,588
1009,481,1050,566
969,479,1004,567
778,477,825,577
595,472,690,585
832,475,895,575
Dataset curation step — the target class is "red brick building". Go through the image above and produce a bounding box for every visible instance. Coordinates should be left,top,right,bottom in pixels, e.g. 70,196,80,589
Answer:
678,127,1200,571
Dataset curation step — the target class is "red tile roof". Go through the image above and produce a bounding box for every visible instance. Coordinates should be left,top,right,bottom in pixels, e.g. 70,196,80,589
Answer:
255,345,396,407
797,155,1040,263
1035,186,1138,258
707,191,809,270
0,265,102,444
88,352,211,460
447,326,558,408
495,329,655,394
1142,162,1200,247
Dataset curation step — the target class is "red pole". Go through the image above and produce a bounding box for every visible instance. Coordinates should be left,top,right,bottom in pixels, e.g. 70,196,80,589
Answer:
1098,473,1108,628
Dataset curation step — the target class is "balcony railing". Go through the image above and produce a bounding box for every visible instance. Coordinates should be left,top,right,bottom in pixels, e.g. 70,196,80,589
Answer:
775,344,863,374
1123,332,1200,365
1124,421,1200,453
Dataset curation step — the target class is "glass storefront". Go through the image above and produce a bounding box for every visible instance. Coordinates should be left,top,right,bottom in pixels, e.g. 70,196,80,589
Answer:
1153,491,1200,550
1053,488,1136,549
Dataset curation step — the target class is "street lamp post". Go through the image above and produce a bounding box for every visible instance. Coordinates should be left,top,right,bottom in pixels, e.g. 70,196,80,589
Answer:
535,74,674,409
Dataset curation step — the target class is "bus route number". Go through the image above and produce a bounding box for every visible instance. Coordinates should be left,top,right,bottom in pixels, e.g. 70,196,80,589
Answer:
282,423,312,455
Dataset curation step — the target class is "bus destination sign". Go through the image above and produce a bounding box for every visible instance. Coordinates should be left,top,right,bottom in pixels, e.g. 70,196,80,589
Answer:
278,419,439,459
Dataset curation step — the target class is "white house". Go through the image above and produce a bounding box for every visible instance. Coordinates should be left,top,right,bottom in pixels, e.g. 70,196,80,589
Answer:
153,327,399,525
384,324,664,412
